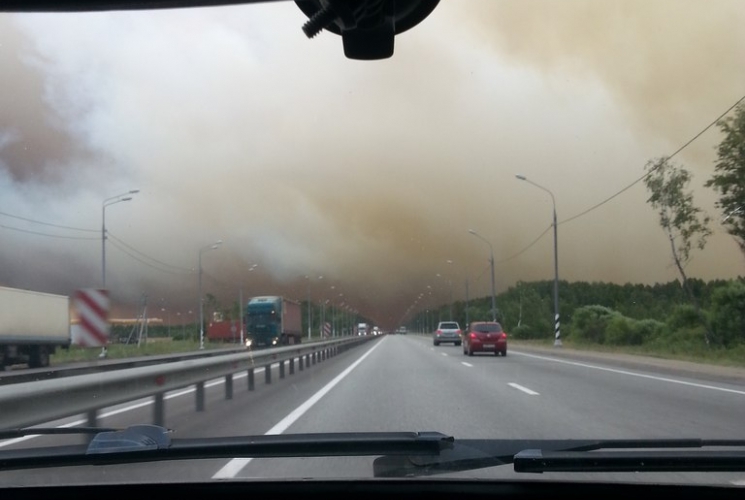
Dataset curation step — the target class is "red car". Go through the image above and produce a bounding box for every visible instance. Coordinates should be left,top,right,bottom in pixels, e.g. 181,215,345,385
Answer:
463,321,507,356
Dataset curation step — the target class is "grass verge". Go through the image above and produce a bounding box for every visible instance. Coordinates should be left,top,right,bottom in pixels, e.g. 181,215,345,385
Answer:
509,338,745,369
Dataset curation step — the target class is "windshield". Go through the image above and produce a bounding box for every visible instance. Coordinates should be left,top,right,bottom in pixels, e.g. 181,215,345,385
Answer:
1,0,745,489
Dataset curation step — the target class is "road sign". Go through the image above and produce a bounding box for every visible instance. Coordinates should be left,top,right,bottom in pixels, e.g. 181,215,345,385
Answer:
323,322,331,337
73,289,110,347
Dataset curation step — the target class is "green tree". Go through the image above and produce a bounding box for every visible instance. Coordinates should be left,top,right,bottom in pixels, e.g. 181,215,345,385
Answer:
709,279,745,347
644,157,714,345
705,103,745,257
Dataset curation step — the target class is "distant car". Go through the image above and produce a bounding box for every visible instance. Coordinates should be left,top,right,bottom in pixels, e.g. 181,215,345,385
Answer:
395,326,407,334
463,321,507,356
433,321,461,346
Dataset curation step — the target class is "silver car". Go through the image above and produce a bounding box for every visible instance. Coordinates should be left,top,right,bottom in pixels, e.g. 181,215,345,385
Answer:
433,321,462,346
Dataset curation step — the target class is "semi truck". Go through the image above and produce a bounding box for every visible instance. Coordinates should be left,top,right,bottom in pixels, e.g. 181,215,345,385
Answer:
0,285,71,369
244,296,302,348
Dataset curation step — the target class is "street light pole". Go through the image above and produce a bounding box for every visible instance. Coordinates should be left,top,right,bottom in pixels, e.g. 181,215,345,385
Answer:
198,240,222,350
305,275,311,340
516,174,561,347
468,229,497,322
102,190,139,289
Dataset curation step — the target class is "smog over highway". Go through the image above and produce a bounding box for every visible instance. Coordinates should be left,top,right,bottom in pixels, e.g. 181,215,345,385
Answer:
1,1,744,326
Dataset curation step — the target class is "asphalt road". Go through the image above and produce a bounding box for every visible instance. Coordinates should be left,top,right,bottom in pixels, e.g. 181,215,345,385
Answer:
1,334,744,486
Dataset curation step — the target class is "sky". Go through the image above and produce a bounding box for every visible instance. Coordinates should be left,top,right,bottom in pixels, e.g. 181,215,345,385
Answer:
1,0,744,328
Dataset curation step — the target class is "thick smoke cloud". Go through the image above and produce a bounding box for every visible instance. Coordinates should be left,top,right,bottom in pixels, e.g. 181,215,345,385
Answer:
0,1,743,326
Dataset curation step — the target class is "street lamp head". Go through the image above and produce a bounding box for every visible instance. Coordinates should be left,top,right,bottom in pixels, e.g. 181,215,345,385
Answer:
120,197,133,202
468,229,476,235
515,174,527,181
129,189,140,194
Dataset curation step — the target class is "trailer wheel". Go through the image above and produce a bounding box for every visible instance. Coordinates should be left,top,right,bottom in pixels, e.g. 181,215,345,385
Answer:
29,347,50,369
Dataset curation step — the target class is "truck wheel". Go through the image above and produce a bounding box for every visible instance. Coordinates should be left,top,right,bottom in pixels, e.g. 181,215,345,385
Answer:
29,347,50,369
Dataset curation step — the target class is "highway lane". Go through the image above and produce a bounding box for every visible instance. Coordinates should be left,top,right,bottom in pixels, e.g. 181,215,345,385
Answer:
223,334,745,484
0,334,744,486
0,337,385,485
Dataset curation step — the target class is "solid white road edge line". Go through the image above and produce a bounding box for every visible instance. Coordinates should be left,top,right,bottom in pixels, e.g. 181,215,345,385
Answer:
211,338,385,479
511,351,745,396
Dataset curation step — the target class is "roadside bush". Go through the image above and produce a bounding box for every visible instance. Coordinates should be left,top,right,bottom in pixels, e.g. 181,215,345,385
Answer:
646,324,708,353
665,304,702,333
510,323,549,340
605,315,643,346
569,305,619,344
633,318,667,343
709,280,745,347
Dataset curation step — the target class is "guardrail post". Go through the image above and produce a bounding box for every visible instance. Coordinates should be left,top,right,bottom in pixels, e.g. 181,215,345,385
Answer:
289,357,295,375
85,409,98,444
154,393,165,426
196,381,205,411
312,352,316,365
248,368,255,391
279,360,285,379
86,409,97,427
226,374,234,400
265,363,272,384
299,356,304,371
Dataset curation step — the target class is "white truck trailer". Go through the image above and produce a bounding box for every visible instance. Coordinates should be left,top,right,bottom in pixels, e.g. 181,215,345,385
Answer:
0,285,71,369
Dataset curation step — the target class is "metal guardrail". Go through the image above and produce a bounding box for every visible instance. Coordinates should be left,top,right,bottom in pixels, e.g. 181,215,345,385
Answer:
0,335,379,430
0,345,250,386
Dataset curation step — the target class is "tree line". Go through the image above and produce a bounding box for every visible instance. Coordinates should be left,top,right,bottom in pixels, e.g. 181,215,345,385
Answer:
410,277,745,350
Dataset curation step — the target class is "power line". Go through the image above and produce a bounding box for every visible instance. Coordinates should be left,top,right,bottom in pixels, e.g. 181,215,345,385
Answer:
472,262,493,283
496,94,745,263
496,224,552,264
559,94,745,226
107,238,193,275
107,232,193,273
0,210,97,232
0,222,99,240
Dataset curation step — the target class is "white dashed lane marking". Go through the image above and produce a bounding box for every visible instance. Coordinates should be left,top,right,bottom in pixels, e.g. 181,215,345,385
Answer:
508,383,540,396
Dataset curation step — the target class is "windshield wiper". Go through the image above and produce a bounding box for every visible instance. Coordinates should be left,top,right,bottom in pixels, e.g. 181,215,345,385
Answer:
0,427,119,440
3,425,745,477
373,438,745,477
0,425,453,471
514,442,745,473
